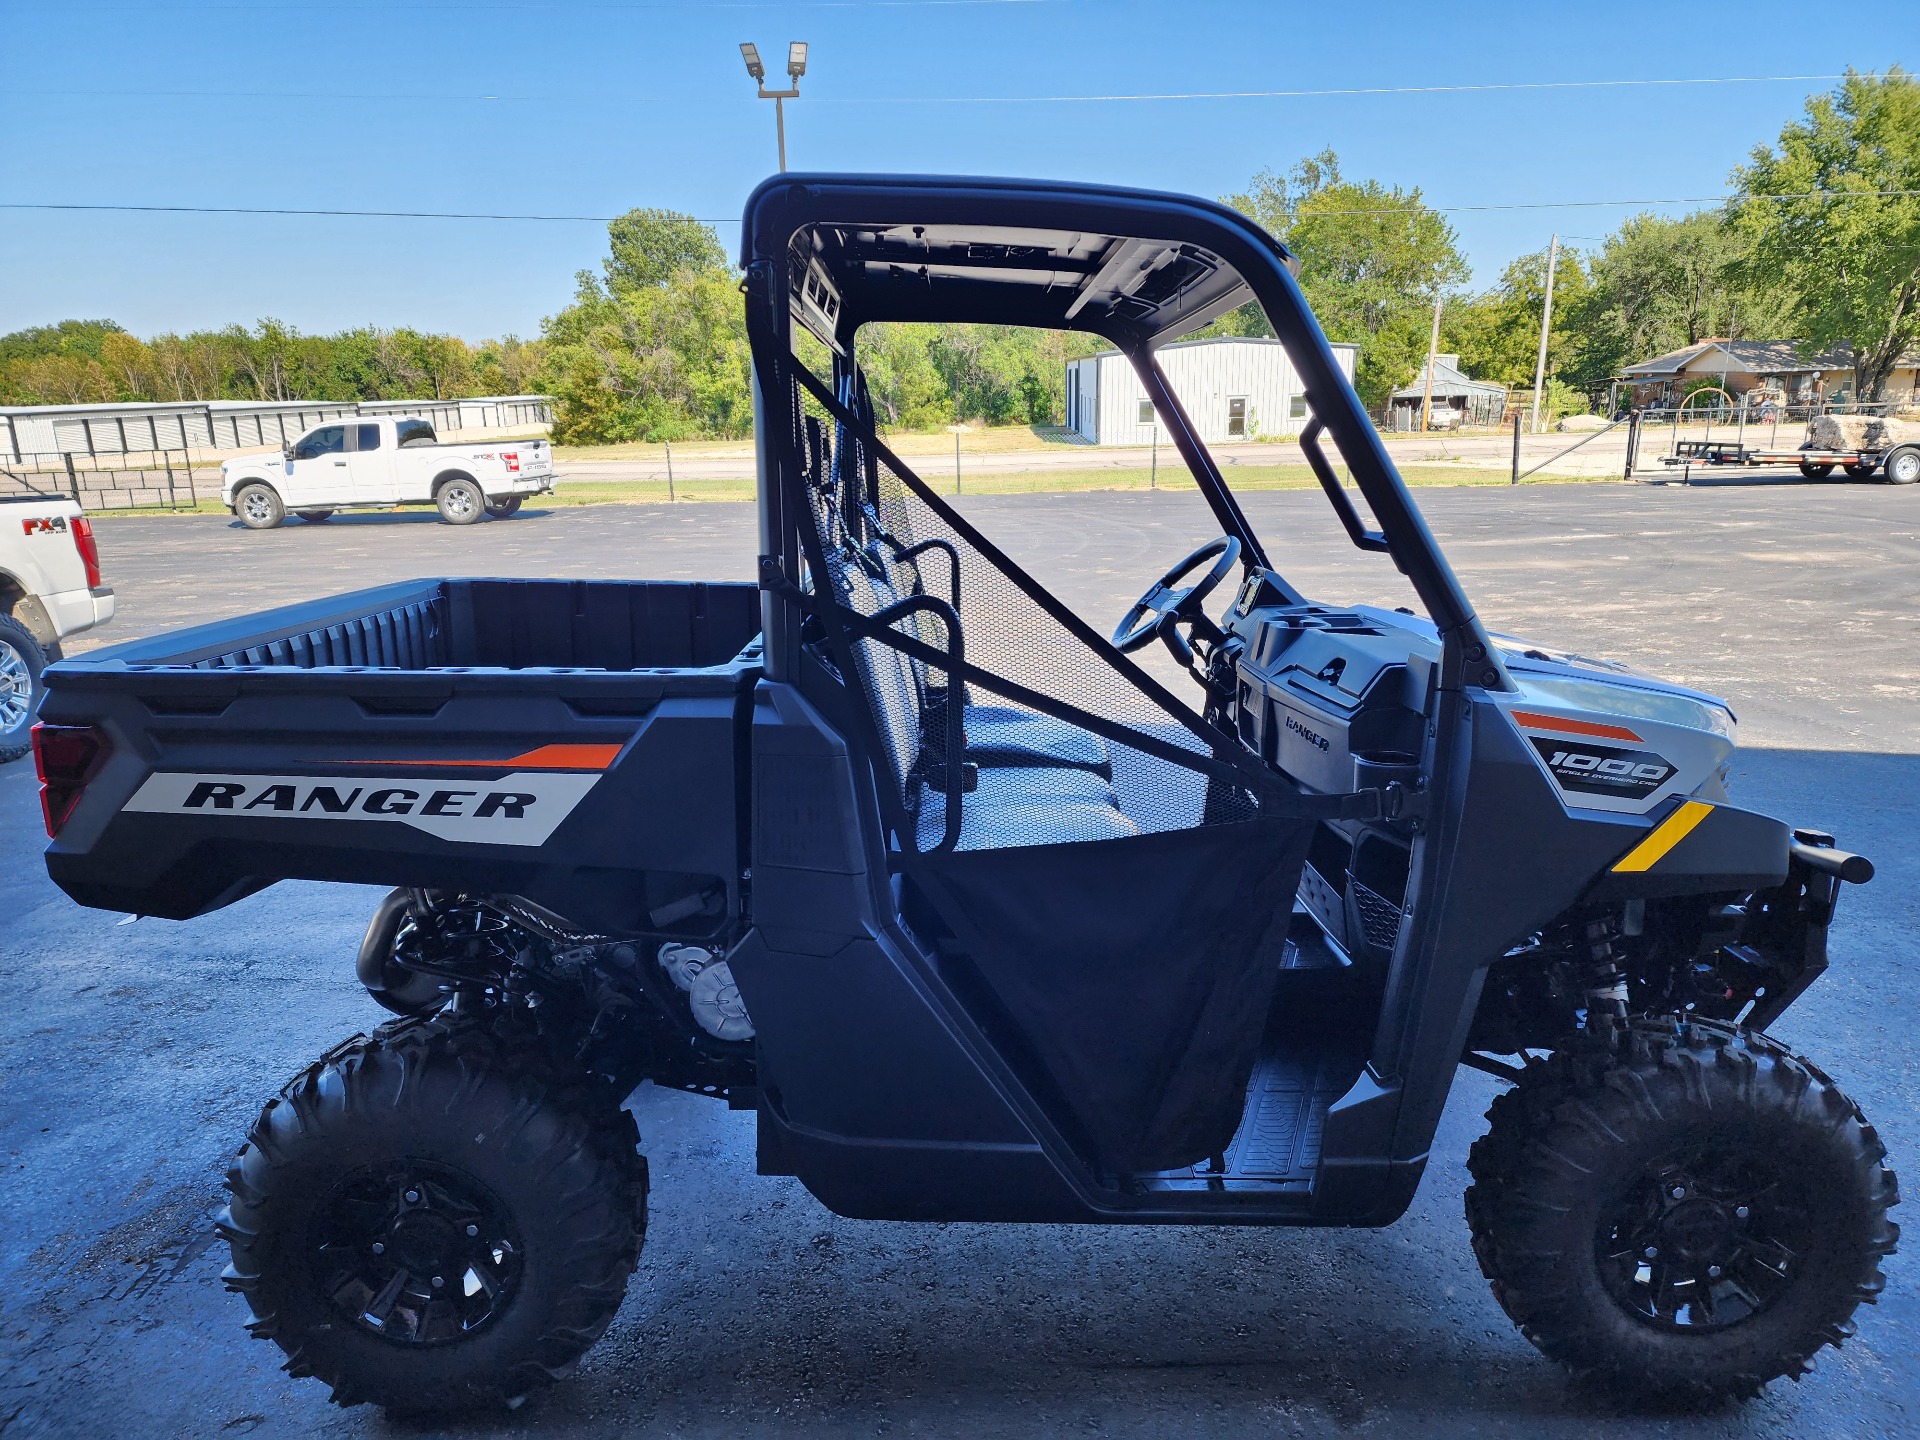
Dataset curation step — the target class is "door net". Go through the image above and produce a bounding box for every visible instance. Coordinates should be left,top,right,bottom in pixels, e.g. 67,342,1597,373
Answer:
781,355,1271,856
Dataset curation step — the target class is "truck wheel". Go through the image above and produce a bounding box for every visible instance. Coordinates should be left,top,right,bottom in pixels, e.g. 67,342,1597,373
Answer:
1798,460,1835,480
485,496,523,518
1886,447,1920,485
235,483,286,529
295,508,336,523
0,613,49,764
435,475,485,525
219,1013,649,1413
1465,1017,1897,1404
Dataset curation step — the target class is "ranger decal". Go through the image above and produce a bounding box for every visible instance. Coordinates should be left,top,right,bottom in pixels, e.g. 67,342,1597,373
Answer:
122,769,602,845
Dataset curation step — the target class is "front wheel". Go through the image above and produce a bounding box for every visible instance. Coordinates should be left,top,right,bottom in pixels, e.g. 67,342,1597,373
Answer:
1466,1018,1897,1404
485,495,523,518
219,1014,649,1412
436,475,485,525
0,613,49,764
234,482,286,529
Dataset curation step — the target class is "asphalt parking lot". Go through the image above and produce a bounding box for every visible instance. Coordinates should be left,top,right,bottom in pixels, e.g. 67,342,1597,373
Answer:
5,477,1918,1438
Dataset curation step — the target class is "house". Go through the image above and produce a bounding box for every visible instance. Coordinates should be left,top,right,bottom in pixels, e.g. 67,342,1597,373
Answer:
1612,340,1920,410
1386,354,1508,430
1064,336,1357,445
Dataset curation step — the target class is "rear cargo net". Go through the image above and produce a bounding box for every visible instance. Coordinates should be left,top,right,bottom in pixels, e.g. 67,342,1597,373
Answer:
784,360,1267,856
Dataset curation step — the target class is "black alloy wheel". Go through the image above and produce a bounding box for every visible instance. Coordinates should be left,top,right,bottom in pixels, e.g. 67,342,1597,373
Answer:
1596,1143,1811,1331
314,1160,522,1346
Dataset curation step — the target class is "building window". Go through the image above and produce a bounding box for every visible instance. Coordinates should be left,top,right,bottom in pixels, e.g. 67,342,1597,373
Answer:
1137,399,1155,425
1227,397,1248,438
1289,395,1308,420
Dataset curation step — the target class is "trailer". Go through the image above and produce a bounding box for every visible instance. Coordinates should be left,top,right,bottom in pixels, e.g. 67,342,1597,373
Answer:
1662,438,1920,483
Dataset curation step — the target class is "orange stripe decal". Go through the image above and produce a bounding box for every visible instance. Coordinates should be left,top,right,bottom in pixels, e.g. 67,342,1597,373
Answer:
341,744,623,771
1510,709,1643,744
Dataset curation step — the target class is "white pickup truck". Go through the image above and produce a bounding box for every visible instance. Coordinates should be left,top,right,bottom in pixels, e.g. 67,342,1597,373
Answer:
0,494,114,761
220,416,555,529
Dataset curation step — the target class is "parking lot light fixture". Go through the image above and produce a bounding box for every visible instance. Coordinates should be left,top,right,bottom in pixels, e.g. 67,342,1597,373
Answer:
740,38,805,171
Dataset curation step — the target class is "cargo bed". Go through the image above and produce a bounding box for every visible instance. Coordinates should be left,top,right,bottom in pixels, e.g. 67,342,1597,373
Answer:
36,578,763,931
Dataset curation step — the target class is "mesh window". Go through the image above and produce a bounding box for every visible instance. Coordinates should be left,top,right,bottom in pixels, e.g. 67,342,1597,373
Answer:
783,356,1262,854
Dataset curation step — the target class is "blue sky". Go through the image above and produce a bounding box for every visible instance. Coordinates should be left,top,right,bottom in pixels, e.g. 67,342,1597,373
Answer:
4,0,1913,341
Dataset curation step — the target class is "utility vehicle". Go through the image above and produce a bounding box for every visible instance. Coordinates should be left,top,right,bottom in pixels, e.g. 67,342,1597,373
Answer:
35,175,1896,1414
220,415,554,528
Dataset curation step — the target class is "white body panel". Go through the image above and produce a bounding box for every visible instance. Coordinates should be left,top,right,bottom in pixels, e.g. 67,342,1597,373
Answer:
220,417,554,514
0,497,114,644
1066,337,1359,445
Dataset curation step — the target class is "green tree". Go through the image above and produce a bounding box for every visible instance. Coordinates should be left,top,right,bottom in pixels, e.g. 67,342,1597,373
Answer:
1446,247,1593,395
603,208,729,294
1729,67,1920,399
1225,151,1470,410
1573,211,1755,379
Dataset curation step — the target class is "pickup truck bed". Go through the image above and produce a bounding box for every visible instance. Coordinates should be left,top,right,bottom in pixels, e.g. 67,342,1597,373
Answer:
37,578,762,932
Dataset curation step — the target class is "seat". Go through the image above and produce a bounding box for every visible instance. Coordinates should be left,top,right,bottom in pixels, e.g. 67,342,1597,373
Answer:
916,765,1140,853
858,543,1113,779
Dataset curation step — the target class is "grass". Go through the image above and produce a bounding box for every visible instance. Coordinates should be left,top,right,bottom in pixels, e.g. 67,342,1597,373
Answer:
78,461,1621,517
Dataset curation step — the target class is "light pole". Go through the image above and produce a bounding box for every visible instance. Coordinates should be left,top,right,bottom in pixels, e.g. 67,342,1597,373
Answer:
739,41,807,172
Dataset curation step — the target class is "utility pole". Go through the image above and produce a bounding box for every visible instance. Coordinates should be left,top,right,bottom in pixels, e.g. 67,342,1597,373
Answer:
1420,290,1444,433
1529,233,1561,435
739,41,807,171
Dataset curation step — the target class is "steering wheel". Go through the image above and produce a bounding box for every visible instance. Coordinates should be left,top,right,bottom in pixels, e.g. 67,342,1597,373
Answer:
1111,535,1242,654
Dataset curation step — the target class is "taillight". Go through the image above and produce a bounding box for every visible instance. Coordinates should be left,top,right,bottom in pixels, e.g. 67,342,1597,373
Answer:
33,723,109,838
70,514,102,590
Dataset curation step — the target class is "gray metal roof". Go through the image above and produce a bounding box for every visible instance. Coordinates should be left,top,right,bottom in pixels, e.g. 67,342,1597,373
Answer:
1615,339,1916,378
1389,355,1507,401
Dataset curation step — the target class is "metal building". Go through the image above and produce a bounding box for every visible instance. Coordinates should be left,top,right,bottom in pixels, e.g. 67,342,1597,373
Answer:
1064,337,1358,446
1,395,553,464
1386,355,1508,430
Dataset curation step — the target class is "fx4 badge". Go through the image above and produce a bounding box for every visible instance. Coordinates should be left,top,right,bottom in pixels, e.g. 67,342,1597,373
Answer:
1529,738,1674,800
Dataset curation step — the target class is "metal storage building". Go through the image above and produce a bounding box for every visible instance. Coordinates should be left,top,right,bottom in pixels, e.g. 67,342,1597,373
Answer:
1386,354,1508,430
1,395,552,464
1064,337,1357,446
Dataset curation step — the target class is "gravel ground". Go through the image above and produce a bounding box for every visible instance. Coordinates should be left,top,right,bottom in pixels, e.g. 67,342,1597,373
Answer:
4,474,1917,1438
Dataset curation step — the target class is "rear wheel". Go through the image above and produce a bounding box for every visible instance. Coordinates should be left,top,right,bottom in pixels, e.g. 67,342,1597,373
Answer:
1886,447,1920,485
1843,462,1878,479
296,508,336,523
235,482,286,529
1466,1018,1897,1404
0,614,48,764
219,1013,648,1412
436,475,484,525
1798,460,1835,479
485,495,523,518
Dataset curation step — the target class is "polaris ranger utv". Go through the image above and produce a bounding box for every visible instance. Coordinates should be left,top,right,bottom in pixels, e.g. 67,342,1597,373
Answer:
35,176,1895,1414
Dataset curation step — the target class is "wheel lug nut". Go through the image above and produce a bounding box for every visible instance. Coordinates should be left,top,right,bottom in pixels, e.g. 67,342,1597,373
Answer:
466,1224,480,1237
432,1275,444,1288
405,1190,420,1203
371,1242,385,1255
1735,1206,1750,1220
1643,1246,1658,1259
1708,1265,1723,1278
1671,1186,1686,1199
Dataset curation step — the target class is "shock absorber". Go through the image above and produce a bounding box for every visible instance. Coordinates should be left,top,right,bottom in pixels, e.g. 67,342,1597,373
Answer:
1578,915,1629,1035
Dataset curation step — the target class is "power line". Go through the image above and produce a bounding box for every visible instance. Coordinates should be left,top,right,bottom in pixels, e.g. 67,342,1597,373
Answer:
5,191,1915,225
13,72,1858,104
